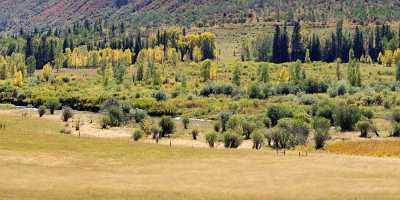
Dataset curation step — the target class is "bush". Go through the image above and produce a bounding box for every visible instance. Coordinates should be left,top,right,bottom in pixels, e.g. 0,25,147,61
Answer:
205,132,218,148
182,116,190,129
213,122,221,132
46,98,60,115
277,118,310,146
266,105,294,126
251,131,264,150
133,129,144,141
223,132,242,148
312,117,331,149
242,121,255,139
191,129,199,140
219,112,232,132
269,128,292,150
100,115,111,129
38,106,46,117
333,104,361,131
392,109,400,123
356,120,371,138
159,116,175,137
312,100,335,124
153,90,167,101
132,109,148,123
393,123,400,137
361,108,374,119
61,107,73,122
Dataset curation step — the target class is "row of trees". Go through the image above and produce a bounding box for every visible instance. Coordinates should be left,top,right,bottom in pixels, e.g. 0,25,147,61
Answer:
243,21,400,64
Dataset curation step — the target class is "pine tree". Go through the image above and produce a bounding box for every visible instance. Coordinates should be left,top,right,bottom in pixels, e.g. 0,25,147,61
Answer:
272,24,281,63
310,34,321,61
290,21,305,62
375,26,384,61
335,19,343,60
280,23,290,62
353,26,365,60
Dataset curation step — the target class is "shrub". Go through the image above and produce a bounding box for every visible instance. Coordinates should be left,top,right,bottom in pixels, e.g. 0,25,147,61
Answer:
151,125,162,139
219,112,232,132
100,115,111,129
269,128,292,150
205,132,218,148
38,106,46,117
133,129,144,141
263,117,272,128
182,116,190,129
46,98,60,115
356,120,371,138
312,117,331,149
61,107,73,122
251,131,264,150
153,90,167,101
393,123,400,137
313,100,335,124
226,115,244,131
361,108,374,119
266,105,294,126
159,116,175,137
213,122,221,132
132,109,148,123
223,132,242,148
333,104,361,131
392,109,400,123
242,121,256,139
191,129,199,140
59,128,72,135
277,118,310,146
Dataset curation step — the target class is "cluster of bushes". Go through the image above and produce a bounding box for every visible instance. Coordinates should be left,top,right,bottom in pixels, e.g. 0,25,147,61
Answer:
199,83,238,97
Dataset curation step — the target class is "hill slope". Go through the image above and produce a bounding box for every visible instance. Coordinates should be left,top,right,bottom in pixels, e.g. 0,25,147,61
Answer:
1,0,400,32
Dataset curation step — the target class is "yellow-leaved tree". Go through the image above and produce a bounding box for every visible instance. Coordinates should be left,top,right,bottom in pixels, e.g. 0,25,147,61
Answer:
13,71,23,87
278,68,289,83
42,63,52,81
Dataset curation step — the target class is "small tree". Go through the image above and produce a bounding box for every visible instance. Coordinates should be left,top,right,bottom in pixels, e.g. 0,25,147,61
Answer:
312,117,331,149
242,121,255,139
182,116,190,129
191,129,199,140
42,63,52,81
133,129,144,141
62,107,73,122
356,120,371,138
223,132,242,148
38,106,46,117
258,63,269,83
396,61,400,81
219,112,231,132
159,116,175,137
46,98,60,115
232,65,241,86
333,104,361,131
251,131,264,150
205,132,217,148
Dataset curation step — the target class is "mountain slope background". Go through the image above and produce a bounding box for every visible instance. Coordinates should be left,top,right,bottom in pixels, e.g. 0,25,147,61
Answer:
1,0,400,32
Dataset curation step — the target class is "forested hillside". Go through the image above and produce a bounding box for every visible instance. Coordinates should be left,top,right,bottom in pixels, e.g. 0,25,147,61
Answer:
1,0,400,32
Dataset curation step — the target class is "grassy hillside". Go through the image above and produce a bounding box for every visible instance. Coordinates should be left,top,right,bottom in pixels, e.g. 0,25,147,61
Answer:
1,0,400,32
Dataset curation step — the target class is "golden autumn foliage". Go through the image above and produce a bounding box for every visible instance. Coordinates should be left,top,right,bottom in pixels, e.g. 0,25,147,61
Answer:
278,68,289,83
42,63,52,81
13,70,23,87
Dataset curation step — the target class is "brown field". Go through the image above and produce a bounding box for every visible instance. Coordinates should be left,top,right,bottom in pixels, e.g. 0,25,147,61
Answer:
1,111,400,200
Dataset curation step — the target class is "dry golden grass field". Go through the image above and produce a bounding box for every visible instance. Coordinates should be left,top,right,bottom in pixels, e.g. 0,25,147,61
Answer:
1,112,400,200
